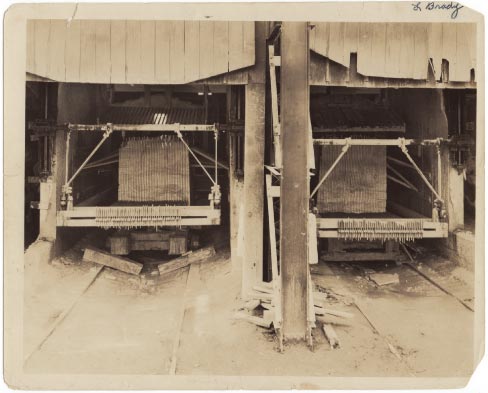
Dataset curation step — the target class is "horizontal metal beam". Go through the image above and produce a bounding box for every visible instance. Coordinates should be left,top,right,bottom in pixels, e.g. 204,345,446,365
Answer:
57,205,220,227
68,123,217,133
313,137,445,146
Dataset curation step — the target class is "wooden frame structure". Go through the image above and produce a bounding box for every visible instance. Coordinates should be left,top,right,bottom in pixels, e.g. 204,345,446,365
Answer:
31,120,222,228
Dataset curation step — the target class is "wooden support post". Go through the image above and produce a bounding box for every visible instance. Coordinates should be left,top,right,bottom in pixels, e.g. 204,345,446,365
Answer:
280,22,310,341
242,83,265,295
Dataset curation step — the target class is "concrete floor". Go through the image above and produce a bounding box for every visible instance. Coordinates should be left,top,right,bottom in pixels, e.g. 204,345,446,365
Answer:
23,241,475,379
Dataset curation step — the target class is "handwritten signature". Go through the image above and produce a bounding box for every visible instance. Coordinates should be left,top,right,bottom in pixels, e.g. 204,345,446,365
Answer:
411,2,464,19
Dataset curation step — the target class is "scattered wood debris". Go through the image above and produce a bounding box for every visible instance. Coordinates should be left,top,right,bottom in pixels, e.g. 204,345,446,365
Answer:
322,323,341,349
234,311,272,328
83,247,143,275
368,273,400,286
158,246,215,275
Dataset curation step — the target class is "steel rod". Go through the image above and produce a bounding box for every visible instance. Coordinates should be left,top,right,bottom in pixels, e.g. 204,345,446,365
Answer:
176,132,216,185
310,144,350,198
313,137,444,146
66,132,110,187
399,144,444,202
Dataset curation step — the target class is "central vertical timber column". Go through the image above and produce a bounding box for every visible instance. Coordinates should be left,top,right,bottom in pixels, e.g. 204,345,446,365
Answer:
242,22,268,297
242,83,266,296
280,22,310,341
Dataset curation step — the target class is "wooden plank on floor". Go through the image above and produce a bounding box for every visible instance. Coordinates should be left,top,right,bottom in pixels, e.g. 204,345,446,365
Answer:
158,246,215,275
83,247,143,275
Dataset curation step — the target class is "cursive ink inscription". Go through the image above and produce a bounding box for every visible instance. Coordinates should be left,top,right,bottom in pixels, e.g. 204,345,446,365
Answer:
411,2,464,19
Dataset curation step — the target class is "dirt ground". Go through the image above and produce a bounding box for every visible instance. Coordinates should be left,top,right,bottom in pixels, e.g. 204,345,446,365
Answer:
23,239,475,379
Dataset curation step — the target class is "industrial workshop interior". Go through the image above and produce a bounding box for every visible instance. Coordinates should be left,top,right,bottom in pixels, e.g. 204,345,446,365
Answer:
23,20,478,379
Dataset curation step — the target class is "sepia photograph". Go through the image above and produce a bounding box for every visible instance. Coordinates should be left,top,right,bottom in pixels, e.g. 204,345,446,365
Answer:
3,1,485,390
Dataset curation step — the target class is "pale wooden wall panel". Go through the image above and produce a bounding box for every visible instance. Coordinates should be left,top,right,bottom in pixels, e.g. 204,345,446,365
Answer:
27,20,256,83
140,21,156,82
199,21,214,79
26,20,36,74
65,20,81,81
110,21,127,83
312,22,476,83
169,21,185,83
184,21,200,81
453,24,473,82
79,21,97,82
385,23,401,78
126,21,142,84
214,21,230,75
370,24,387,77
412,24,428,80
243,22,255,69
34,20,50,78
47,20,66,81
95,22,111,83
441,23,457,81
428,23,443,80
228,21,243,71
155,21,170,83
328,23,345,66
357,23,373,77
398,24,415,79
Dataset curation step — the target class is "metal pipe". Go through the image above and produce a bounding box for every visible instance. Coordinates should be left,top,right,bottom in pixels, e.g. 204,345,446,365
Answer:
313,137,445,146
399,143,444,202
175,131,216,185
310,143,350,198
214,131,218,183
65,131,71,185
65,131,111,187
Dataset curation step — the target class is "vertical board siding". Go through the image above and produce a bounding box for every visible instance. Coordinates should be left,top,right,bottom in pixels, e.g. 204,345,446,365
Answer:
33,20,50,78
140,21,156,82
184,21,200,81
110,21,126,83
95,22,111,83
155,21,171,83
47,20,67,81
169,21,185,83
65,20,81,81
126,21,142,84
310,22,477,82
199,21,215,80
79,20,97,82
228,21,243,71
27,19,255,84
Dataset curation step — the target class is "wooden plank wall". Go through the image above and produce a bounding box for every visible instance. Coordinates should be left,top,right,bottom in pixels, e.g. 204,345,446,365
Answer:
310,22,476,82
27,20,255,84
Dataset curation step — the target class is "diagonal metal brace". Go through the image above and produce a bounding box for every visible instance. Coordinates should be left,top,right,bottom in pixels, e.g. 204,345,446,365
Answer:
310,139,351,198
398,138,444,203
175,128,217,186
